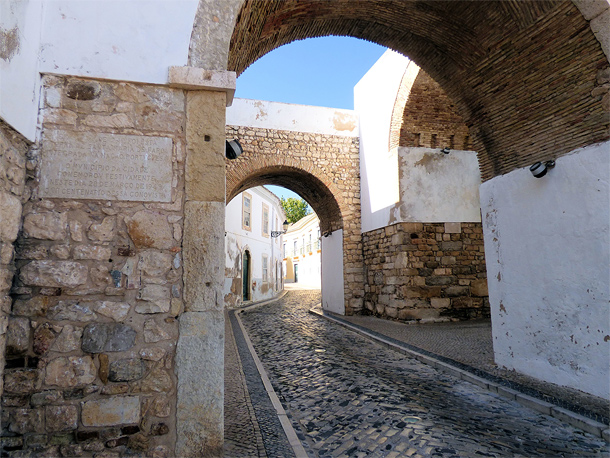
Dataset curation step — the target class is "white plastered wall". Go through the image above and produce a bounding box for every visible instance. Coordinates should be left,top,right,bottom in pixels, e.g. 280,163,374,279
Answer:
480,141,610,399
396,147,481,223
0,0,44,140
0,0,199,141
321,229,345,314
227,98,358,136
356,51,482,231
355,50,411,232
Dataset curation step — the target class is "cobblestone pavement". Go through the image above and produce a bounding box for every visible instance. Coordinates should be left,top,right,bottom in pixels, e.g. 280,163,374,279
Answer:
225,309,296,458
224,310,267,457
239,290,609,458
336,313,609,423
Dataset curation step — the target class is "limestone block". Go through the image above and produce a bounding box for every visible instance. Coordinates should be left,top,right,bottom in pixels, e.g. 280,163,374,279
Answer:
88,217,116,242
125,211,174,250
183,201,224,312
471,279,488,297
81,396,140,427
108,358,145,382
139,347,166,361
0,242,14,264
114,83,150,104
4,369,40,394
6,317,30,354
139,251,173,276
48,301,97,322
9,408,43,434
445,286,470,297
131,366,172,393
136,285,170,314
20,261,88,288
0,190,22,242
92,301,131,321
23,212,68,240
69,220,84,242
33,322,57,355
81,323,137,353
31,390,62,406
73,245,112,260
45,405,78,432
175,310,224,457
431,298,451,309
51,325,83,353
50,245,70,259
185,91,226,202
143,319,170,343
45,356,96,388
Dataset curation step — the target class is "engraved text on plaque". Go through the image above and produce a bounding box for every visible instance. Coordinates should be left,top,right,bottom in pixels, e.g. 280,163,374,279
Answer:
40,130,173,202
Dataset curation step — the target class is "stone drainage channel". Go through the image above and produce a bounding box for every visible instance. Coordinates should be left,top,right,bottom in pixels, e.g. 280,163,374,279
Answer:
226,291,609,458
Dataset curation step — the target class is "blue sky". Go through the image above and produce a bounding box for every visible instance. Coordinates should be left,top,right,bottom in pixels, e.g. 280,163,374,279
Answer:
235,36,387,202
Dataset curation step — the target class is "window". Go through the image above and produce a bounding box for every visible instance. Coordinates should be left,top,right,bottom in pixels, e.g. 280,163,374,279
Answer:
262,254,268,282
242,192,252,231
262,203,269,237
283,243,286,258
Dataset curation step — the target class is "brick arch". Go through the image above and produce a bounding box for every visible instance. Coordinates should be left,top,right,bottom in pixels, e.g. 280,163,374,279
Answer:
226,0,609,180
389,65,471,151
227,164,344,235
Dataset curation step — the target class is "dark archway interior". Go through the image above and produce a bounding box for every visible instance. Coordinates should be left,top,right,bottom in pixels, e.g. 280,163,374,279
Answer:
228,166,343,235
229,0,609,180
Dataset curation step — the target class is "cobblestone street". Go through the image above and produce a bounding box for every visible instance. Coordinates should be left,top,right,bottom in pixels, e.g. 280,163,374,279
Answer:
228,290,609,458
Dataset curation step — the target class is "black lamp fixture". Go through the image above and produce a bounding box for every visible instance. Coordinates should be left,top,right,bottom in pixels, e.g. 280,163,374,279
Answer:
225,139,243,159
441,147,450,154
271,220,289,238
530,160,555,178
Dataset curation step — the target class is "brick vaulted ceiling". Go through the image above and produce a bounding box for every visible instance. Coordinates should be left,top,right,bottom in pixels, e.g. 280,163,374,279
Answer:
228,0,609,180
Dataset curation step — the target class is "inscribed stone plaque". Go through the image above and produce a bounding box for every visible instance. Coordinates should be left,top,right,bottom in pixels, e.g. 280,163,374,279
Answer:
40,130,172,202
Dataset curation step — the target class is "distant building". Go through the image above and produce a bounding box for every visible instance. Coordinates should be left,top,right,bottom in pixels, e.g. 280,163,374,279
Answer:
283,213,321,288
224,186,285,307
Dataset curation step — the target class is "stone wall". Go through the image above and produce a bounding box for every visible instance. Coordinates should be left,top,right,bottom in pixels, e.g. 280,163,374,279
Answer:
1,75,186,457
225,125,365,314
0,121,29,406
363,222,488,322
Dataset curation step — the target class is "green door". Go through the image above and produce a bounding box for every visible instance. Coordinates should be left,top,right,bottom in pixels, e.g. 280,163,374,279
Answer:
242,251,250,301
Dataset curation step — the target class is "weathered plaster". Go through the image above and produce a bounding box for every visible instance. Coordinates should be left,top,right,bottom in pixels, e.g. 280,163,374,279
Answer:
226,98,358,137
481,141,610,399
397,147,481,223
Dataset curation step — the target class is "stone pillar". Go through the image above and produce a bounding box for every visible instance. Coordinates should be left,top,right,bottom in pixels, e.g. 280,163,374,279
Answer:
171,67,235,457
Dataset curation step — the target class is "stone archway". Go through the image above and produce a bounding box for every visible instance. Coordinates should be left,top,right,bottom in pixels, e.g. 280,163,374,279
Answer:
225,123,364,314
190,0,608,181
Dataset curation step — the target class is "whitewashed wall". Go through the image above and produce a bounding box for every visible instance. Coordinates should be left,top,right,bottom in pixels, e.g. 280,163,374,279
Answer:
283,214,321,288
321,229,345,315
0,0,199,141
0,0,44,140
225,186,285,305
481,141,610,399
227,98,358,136
355,50,411,232
395,147,481,223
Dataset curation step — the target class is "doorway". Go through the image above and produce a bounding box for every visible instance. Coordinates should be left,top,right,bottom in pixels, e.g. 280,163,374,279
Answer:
294,264,299,283
242,250,251,301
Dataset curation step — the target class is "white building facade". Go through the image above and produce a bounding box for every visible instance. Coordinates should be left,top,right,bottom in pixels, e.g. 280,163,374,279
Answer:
283,213,321,288
224,186,285,306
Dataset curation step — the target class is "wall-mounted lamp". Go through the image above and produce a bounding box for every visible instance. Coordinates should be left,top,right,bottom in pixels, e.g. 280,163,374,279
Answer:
225,139,243,160
271,220,289,238
441,147,450,154
322,231,332,238
529,160,555,178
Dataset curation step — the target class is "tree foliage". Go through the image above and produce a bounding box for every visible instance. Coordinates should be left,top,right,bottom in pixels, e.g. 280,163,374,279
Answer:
280,197,311,223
